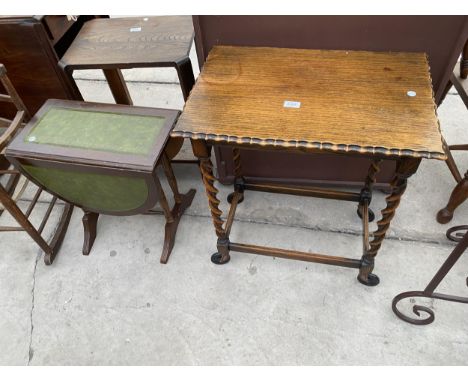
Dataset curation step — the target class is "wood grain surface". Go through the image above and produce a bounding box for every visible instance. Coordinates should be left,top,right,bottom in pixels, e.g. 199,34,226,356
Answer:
60,16,194,68
173,46,445,160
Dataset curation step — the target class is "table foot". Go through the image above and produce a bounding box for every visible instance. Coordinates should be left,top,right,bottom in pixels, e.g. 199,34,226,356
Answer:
211,252,231,264
436,171,468,224
357,273,380,286
227,192,244,204
357,206,375,222
160,188,196,264
436,208,454,224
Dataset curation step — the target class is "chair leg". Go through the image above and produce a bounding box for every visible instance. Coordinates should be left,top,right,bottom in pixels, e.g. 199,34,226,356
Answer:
438,79,453,106
82,211,99,255
437,171,468,224
0,184,50,252
0,172,20,217
443,138,463,183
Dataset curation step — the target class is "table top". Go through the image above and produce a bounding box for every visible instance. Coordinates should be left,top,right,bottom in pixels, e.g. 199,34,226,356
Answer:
60,16,194,69
173,45,445,160
6,99,180,172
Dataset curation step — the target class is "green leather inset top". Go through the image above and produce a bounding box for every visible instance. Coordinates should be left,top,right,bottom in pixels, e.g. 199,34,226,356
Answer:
25,108,165,156
23,165,149,213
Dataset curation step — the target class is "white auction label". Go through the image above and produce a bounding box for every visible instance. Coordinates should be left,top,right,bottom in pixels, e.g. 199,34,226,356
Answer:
283,100,301,108
130,27,142,32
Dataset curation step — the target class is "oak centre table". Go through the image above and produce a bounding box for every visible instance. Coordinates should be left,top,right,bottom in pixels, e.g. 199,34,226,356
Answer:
172,45,446,286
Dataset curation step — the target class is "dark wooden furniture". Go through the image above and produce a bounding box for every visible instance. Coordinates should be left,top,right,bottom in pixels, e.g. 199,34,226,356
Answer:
392,225,468,325
59,16,195,105
450,39,468,106
192,16,468,188
437,171,468,224
0,64,73,265
0,16,99,120
6,99,195,263
437,39,468,224
173,46,445,286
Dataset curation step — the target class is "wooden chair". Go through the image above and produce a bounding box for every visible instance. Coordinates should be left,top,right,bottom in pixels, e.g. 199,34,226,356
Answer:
0,63,73,265
437,39,468,224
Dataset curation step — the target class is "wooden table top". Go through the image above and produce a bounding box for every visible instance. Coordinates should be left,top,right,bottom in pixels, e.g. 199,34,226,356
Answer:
173,46,445,160
60,16,194,69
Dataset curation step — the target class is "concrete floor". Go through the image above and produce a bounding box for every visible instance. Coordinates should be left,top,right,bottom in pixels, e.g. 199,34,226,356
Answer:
1,43,467,365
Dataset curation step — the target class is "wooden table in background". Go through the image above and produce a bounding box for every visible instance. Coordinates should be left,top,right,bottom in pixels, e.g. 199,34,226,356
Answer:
59,16,195,104
172,45,446,286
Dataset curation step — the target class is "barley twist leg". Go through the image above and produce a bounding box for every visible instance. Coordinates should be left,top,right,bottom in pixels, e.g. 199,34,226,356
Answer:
357,159,382,222
191,139,230,264
228,147,245,204
358,157,421,286
199,157,226,238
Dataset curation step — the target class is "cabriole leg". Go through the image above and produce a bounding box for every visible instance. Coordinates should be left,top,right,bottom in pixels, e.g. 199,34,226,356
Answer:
154,170,196,264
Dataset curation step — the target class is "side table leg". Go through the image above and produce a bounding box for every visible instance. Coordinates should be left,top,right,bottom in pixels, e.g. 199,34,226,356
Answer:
358,157,421,286
103,69,133,105
58,64,84,101
161,153,182,204
82,211,99,256
227,148,245,204
357,159,382,222
175,57,195,102
191,139,230,264
437,171,468,224
154,172,196,264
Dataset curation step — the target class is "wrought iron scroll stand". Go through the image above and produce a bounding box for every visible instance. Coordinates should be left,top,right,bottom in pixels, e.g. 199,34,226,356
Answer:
392,225,468,325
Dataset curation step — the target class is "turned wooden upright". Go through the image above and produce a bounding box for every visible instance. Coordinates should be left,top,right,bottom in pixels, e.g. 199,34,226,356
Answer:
438,39,468,224
172,46,446,286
